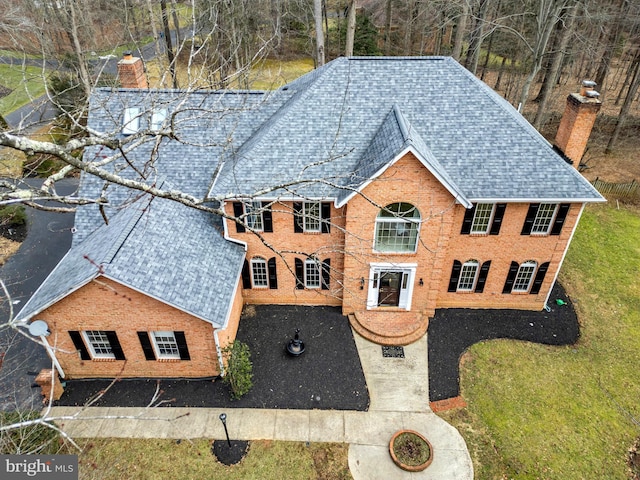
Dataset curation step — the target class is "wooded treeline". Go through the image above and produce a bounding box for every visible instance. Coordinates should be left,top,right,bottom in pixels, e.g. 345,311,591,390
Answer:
1,0,640,148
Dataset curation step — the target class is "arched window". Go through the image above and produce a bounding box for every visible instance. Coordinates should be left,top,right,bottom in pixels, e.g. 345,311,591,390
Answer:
250,257,268,288
457,260,480,291
374,203,420,253
513,260,537,292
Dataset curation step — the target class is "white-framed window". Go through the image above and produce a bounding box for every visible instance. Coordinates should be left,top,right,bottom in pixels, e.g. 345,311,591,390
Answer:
251,257,269,288
82,330,115,359
531,203,558,234
245,201,264,231
374,203,420,253
122,107,140,135
471,204,495,234
303,202,321,232
151,108,167,130
457,260,479,291
513,261,537,292
151,331,181,359
304,258,321,288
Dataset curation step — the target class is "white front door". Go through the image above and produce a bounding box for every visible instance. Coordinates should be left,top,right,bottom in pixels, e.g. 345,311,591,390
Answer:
367,263,416,310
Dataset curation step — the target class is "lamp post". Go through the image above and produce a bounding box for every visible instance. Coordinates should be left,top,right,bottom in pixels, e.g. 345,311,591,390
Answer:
219,413,231,447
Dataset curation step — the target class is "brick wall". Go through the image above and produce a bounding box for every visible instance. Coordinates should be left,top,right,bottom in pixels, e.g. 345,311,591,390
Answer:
224,201,346,306
342,152,456,316
40,277,222,379
437,202,581,310
225,152,581,319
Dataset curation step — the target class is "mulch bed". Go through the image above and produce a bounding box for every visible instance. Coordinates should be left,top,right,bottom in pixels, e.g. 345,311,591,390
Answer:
55,305,370,411
428,282,580,402
0,223,27,242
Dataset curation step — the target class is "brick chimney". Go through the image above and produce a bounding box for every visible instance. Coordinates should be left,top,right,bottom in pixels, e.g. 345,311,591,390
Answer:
117,51,148,89
554,80,601,168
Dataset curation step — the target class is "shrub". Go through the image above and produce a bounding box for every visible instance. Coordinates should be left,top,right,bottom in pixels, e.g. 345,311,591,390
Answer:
0,204,26,227
222,341,254,400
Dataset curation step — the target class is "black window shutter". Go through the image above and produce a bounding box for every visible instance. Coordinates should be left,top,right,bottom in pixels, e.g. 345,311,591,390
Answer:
530,262,549,295
550,204,570,236
233,202,246,233
460,206,476,234
321,203,331,233
521,204,539,235
321,258,331,290
174,331,190,360
262,202,273,233
295,258,304,289
69,331,91,360
448,260,462,292
490,204,507,235
475,261,491,293
268,257,278,289
242,260,252,289
106,331,126,360
293,202,303,232
137,332,156,360
503,261,519,294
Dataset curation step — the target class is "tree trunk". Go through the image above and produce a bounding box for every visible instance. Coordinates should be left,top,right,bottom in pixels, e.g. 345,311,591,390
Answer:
465,0,490,75
452,0,469,62
345,0,356,57
146,0,162,60
384,0,393,55
67,0,92,99
170,0,181,49
314,0,325,66
160,0,177,88
606,56,640,154
494,56,507,90
594,0,627,99
533,5,576,129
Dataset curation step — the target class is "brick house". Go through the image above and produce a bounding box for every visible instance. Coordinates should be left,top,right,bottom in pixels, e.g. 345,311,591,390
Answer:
16,56,604,380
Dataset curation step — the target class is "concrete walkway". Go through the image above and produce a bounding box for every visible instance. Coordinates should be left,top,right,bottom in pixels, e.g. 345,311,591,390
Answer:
48,332,473,479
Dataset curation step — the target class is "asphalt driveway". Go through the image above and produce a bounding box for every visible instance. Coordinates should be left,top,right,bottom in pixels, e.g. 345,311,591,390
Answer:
0,178,77,410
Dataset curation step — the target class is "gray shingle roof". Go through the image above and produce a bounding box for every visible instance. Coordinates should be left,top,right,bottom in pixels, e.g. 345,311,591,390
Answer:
19,56,604,326
17,197,245,328
211,56,603,203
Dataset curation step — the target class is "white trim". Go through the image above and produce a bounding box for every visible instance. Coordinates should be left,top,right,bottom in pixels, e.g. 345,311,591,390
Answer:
470,203,495,234
457,260,480,292
366,262,417,311
544,203,586,308
250,257,269,288
81,330,116,359
512,261,537,293
39,335,65,379
150,330,181,359
336,145,472,208
468,197,606,203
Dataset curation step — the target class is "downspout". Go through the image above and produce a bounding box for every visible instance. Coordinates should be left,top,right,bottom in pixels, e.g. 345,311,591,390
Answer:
544,203,586,309
213,329,225,377
40,335,66,379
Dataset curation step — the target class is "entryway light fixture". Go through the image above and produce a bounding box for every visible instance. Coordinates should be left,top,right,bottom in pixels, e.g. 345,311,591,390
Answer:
360,277,365,289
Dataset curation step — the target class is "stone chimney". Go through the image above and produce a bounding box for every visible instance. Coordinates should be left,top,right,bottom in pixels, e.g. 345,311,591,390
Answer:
554,80,601,168
117,51,148,89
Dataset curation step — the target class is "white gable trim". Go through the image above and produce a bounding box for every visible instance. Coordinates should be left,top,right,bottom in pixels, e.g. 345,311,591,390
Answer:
336,146,472,208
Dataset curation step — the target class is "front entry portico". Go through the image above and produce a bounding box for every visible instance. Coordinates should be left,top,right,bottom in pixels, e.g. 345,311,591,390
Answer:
367,263,416,310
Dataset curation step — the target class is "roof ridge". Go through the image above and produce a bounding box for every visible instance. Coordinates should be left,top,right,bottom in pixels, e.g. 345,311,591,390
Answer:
102,199,149,264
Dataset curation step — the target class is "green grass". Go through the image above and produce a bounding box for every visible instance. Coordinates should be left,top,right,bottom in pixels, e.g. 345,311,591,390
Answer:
75,439,351,480
443,203,640,479
0,64,48,115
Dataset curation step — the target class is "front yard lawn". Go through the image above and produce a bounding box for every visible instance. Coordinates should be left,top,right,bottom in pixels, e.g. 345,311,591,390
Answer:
441,203,640,479
0,64,47,115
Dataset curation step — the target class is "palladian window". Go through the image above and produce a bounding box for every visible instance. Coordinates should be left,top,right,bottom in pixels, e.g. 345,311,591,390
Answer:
374,203,420,253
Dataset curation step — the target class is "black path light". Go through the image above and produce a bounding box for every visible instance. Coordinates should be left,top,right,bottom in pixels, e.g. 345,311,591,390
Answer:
219,413,231,447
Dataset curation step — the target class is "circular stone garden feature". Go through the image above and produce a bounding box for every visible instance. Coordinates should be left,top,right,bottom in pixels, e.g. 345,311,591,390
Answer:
389,430,433,472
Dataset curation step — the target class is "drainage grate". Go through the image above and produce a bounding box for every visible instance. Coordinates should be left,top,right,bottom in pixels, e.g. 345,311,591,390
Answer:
382,346,405,358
